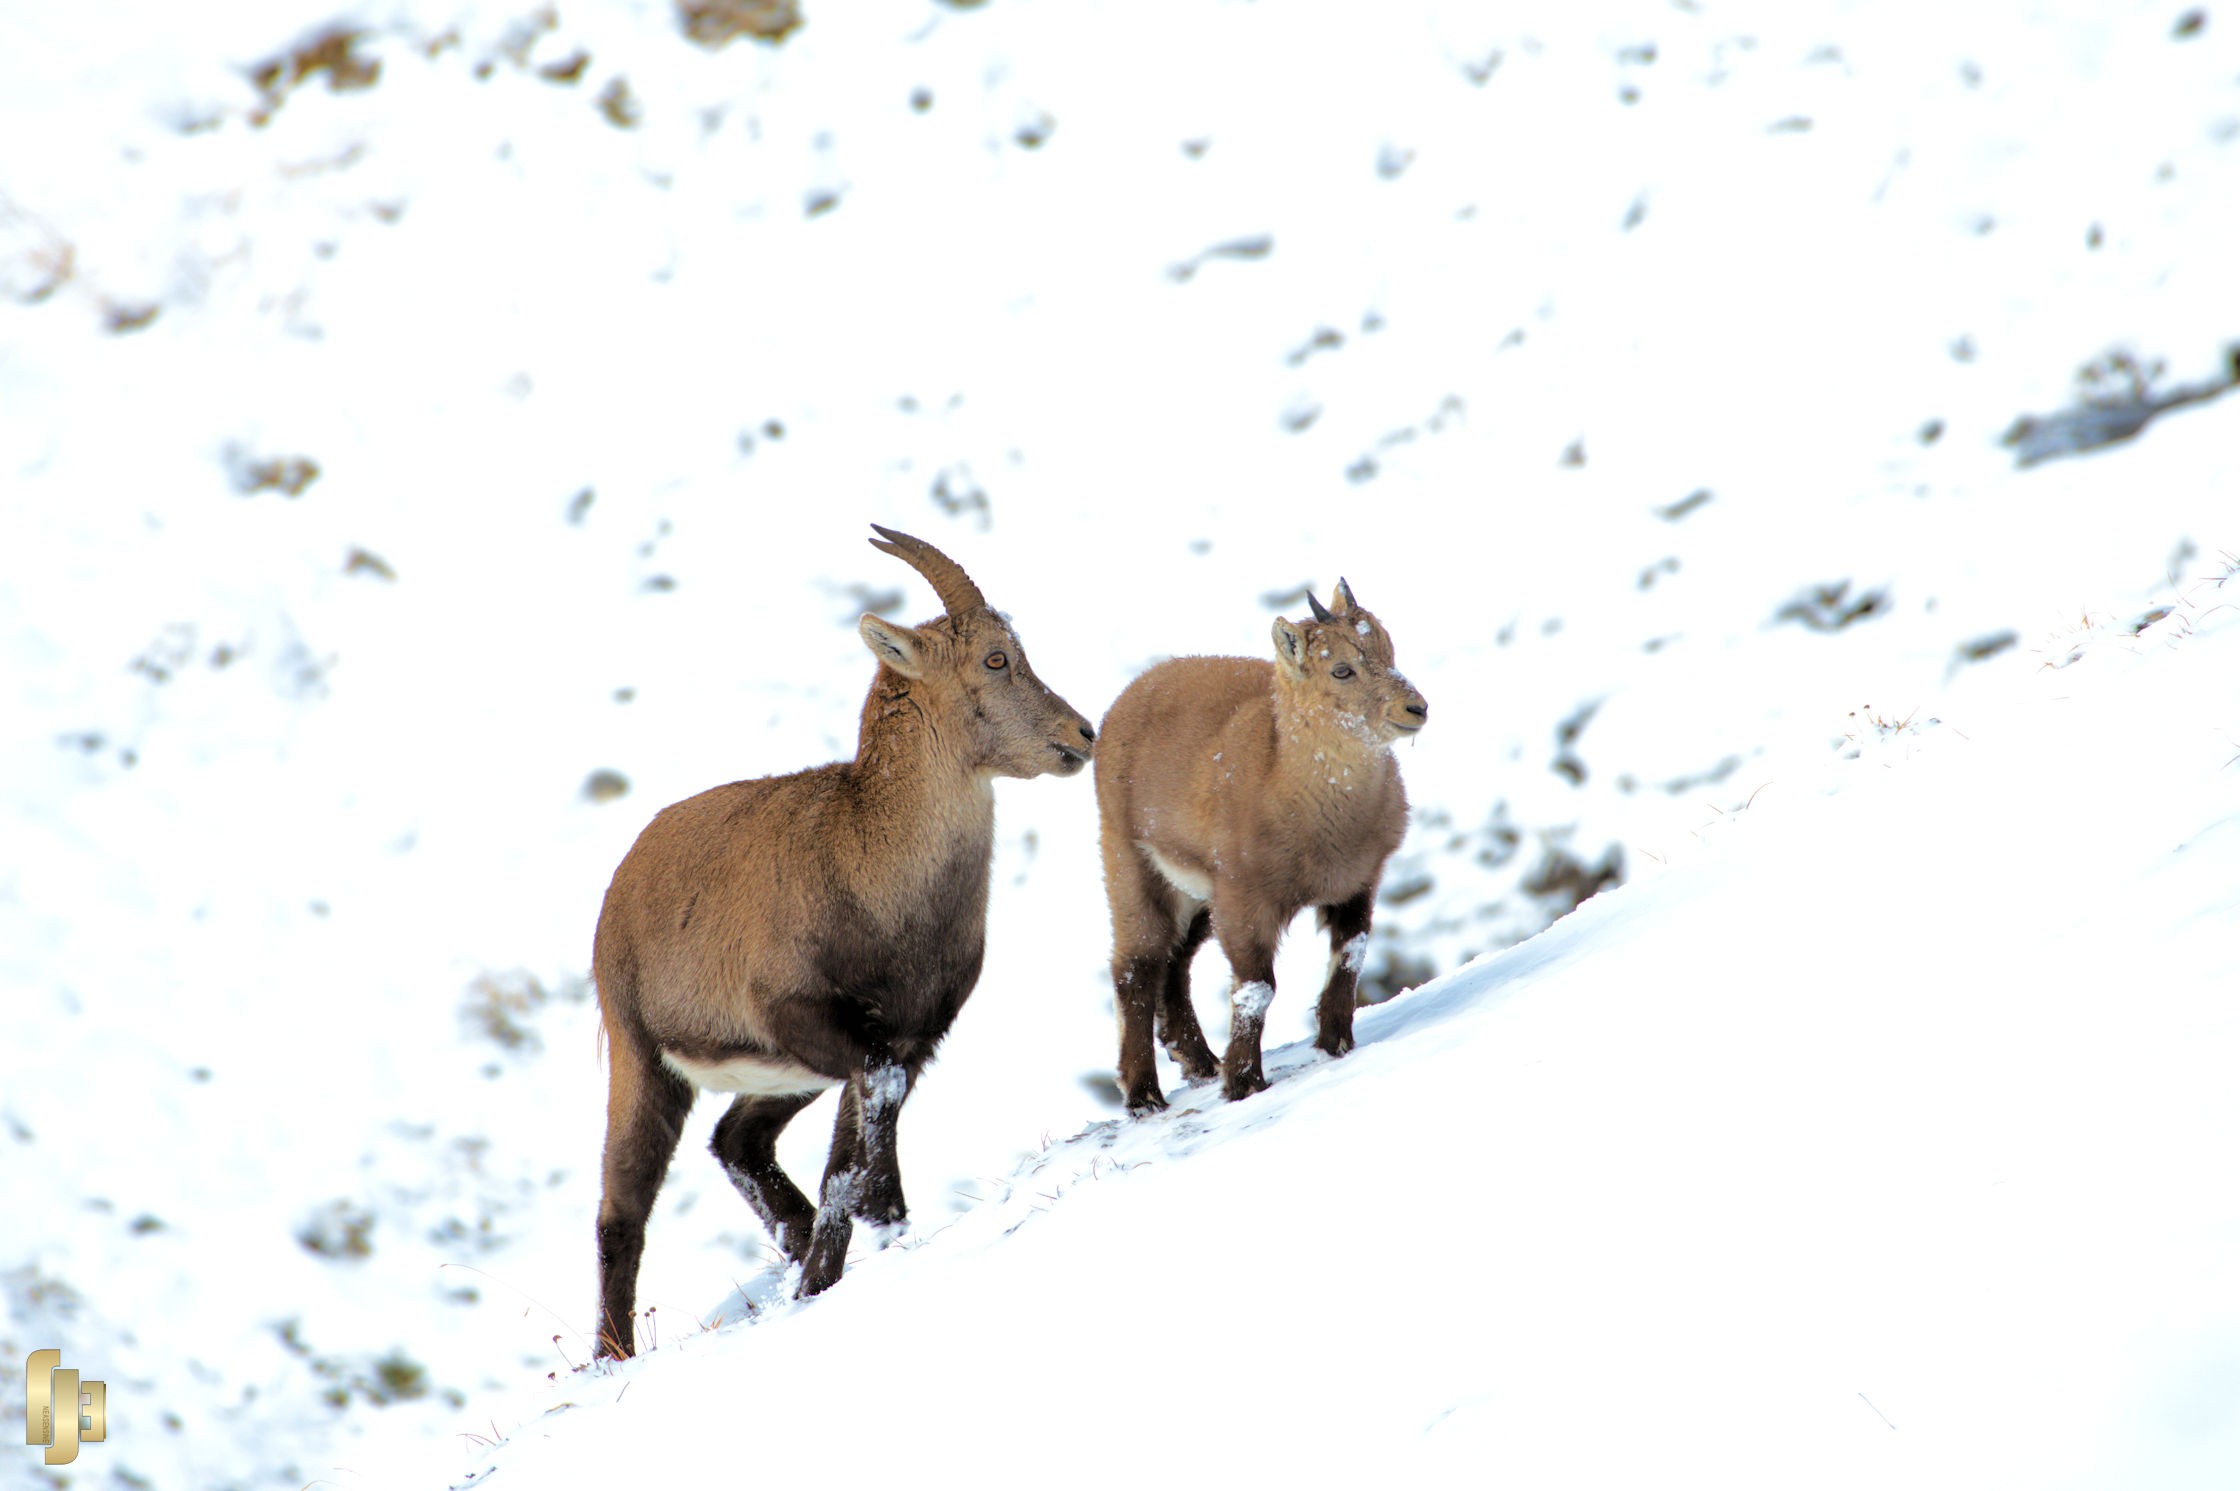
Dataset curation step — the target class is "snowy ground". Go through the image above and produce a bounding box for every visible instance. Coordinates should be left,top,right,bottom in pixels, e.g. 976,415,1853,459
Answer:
458,583,2240,1490
1,0,2235,1487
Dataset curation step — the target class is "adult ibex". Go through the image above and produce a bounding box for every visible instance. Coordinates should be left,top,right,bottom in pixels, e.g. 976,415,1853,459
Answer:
1095,579,1426,1113
590,525,1095,1357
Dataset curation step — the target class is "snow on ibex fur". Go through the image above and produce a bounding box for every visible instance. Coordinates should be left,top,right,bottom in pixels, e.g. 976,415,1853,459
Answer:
589,526,1095,1356
1093,578,1427,1113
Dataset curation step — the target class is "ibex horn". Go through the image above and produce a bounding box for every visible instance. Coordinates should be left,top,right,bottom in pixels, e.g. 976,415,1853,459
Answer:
868,524,989,618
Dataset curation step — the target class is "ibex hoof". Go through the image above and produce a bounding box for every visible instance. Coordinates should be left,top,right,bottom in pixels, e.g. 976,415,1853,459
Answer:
857,1186,907,1227
797,1255,844,1298
1165,1049,1220,1082
1123,1085,1168,1117
1221,1070,1269,1102
1314,1031,1355,1058
861,1216,911,1251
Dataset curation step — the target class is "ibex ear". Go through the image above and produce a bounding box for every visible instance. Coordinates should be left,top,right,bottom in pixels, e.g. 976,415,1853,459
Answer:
1331,577,1360,615
859,614,928,678
1270,616,1309,678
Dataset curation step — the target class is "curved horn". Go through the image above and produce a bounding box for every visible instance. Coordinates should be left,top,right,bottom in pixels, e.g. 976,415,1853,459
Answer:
868,524,988,617
1305,588,1334,622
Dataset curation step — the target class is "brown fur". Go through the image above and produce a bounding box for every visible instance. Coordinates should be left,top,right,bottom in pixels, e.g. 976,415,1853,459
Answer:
591,526,1094,1356
1094,579,1426,1112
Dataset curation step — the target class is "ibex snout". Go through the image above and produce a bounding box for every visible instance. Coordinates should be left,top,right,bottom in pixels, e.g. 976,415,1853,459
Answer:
1050,717,1096,775
970,648,1094,780
1270,577,1427,747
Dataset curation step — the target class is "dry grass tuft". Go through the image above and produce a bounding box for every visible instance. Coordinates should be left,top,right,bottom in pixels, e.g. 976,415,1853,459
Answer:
250,27,381,126
677,0,803,49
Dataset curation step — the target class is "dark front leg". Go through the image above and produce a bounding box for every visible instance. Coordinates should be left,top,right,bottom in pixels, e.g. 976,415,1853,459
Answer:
1215,932,1280,1102
1314,892,1374,1058
800,1083,862,1297
799,1059,912,1297
1157,907,1220,1081
710,1092,818,1263
1221,976,1276,1100
854,1060,912,1228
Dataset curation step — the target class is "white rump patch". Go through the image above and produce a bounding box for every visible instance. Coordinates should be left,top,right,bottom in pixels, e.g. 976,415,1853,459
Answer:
1142,843,1213,901
661,1049,839,1097
1231,980,1275,1020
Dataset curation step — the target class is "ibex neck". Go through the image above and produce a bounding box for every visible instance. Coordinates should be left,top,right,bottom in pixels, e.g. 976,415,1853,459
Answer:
1271,689,1392,770
852,672,994,827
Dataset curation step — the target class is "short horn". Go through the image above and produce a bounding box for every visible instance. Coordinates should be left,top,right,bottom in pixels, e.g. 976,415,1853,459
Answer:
868,524,988,617
1305,589,1334,622
1332,577,1359,615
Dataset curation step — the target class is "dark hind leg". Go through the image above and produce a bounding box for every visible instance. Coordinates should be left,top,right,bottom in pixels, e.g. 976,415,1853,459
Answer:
710,1092,819,1264
799,1058,912,1297
1103,835,1189,1115
1313,891,1374,1058
1157,905,1220,1081
595,1034,695,1359
1114,949,1171,1115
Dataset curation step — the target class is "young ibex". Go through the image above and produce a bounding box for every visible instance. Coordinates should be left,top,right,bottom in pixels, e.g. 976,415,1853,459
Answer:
591,525,1095,1357
1095,579,1426,1113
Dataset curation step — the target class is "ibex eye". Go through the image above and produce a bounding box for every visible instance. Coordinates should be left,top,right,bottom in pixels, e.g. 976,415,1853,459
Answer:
986,651,1008,670
1332,664,1355,680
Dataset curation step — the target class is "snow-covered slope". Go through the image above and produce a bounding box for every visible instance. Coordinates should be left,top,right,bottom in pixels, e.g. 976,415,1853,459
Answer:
464,574,2240,1490
2,0,2235,1486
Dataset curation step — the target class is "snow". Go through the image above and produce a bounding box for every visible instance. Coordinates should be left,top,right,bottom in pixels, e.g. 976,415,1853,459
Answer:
3,0,2237,1487
861,1062,909,1114
448,585,2240,1489
1228,979,1276,1022
1333,929,1369,976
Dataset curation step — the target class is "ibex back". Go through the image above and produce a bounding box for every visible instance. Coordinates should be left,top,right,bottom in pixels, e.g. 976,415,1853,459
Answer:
591,525,1095,1356
1094,579,1426,1113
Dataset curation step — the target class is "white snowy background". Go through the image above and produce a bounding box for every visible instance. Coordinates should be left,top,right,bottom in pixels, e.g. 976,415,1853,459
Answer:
2,0,2236,1487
